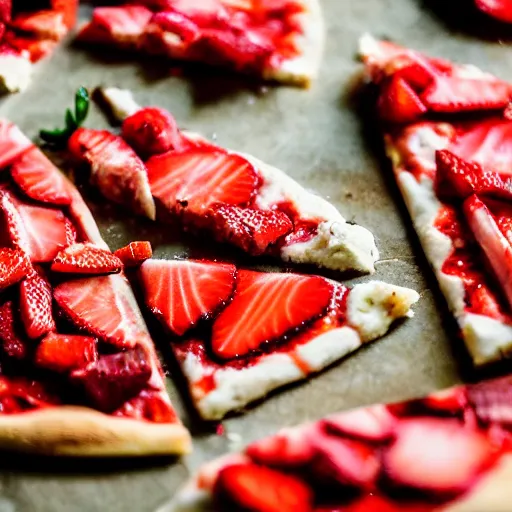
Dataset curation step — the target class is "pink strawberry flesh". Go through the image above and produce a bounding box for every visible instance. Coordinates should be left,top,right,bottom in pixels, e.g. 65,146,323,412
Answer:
139,259,236,336
421,76,512,113
19,269,55,339
420,386,467,416
51,243,123,275
383,53,437,91
0,247,31,290
377,75,427,124
208,204,293,255
475,0,512,23
122,107,187,157
214,462,314,512
382,418,493,495
53,275,143,348
322,405,396,443
435,149,512,202
145,149,261,218
463,195,512,311
10,146,73,206
68,128,156,220
0,119,32,169
0,301,29,359
71,346,151,412
211,270,334,360
467,376,512,427
114,241,152,268
148,11,200,44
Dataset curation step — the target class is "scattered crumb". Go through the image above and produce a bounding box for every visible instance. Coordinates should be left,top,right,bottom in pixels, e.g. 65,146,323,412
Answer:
345,191,354,199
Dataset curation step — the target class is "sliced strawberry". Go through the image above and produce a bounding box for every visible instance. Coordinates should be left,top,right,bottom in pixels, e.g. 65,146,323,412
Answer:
383,418,494,495
145,149,260,217
420,386,467,416
208,204,293,255
0,119,32,169
68,128,156,220
211,270,334,360
322,405,396,444
3,32,57,62
377,76,427,124
114,389,177,423
383,52,438,91
139,259,236,336
114,241,152,267
467,376,512,427
0,375,59,409
10,146,73,205
10,10,67,40
35,333,97,373
51,243,123,275
77,6,153,46
475,0,512,22
121,107,187,158
0,188,28,252
214,462,313,512
19,268,55,340
435,149,512,201
449,119,512,175
50,0,78,29
246,428,315,468
0,0,10,24
0,247,30,290
463,195,512,310
71,346,151,412
421,76,512,113
53,275,143,348
0,301,29,359
147,11,200,44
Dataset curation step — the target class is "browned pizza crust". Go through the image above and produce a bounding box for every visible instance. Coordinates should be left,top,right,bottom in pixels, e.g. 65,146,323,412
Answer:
0,406,191,456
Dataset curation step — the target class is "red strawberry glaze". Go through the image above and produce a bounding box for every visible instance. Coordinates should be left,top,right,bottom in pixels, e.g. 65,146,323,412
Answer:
274,200,320,246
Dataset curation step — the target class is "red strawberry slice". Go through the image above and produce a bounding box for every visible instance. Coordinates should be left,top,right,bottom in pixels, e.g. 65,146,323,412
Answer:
0,119,32,169
19,268,55,339
10,10,67,41
0,247,30,290
377,76,427,124
10,146,73,206
475,0,512,22
114,389,177,423
463,195,512,310
68,128,156,220
139,259,236,336
3,33,57,62
53,275,144,348
77,6,153,46
435,149,512,201
35,333,98,373
0,376,59,409
211,270,334,360
467,376,512,427
0,301,29,359
382,418,493,495
309,428,380,488
421,76,512,113
214,462,313,512
114,241,152,267
449,119,512,175
208,204,293,255
246,428,315,468
145,149,261,217
322,405,396,444
421,386,467,416
51,0,78,29
147,11,200,44
71,346,151,412
51,243,123,275
0,0,10,24
122,107,188,158
382,52,438,91
0,189,28,252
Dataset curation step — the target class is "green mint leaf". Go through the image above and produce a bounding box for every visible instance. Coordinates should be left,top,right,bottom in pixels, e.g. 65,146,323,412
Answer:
65,108,78,132
39,127,70,145
74,87,90,126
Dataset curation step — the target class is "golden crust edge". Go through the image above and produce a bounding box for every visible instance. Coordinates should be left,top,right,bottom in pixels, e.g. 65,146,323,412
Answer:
0,406,191,456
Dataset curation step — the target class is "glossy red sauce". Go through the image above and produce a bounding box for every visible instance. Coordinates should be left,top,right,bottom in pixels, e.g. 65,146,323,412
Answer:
274,199,320,246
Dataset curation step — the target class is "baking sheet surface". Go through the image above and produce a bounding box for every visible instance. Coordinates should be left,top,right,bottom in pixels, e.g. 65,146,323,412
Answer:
2,1,512,510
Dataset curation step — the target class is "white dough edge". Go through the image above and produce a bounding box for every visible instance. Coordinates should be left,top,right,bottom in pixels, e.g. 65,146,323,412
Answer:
0,53,32,94
177,280,419,421
96,86,380,274
385,132,512,367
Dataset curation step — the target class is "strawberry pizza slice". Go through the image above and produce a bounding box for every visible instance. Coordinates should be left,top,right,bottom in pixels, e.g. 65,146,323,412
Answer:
359,35,512,366
0,119,190,456
135,257,419,420
77,0,324,87
170,375,512,512
63,86,379,274
0,0,78,94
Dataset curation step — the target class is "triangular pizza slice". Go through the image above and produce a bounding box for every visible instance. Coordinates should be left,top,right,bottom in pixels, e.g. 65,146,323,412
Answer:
359,34,512,366
77,0,324,87
169,375,512,511
135,258,418,420
61,86,379,274
0,119,190,456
